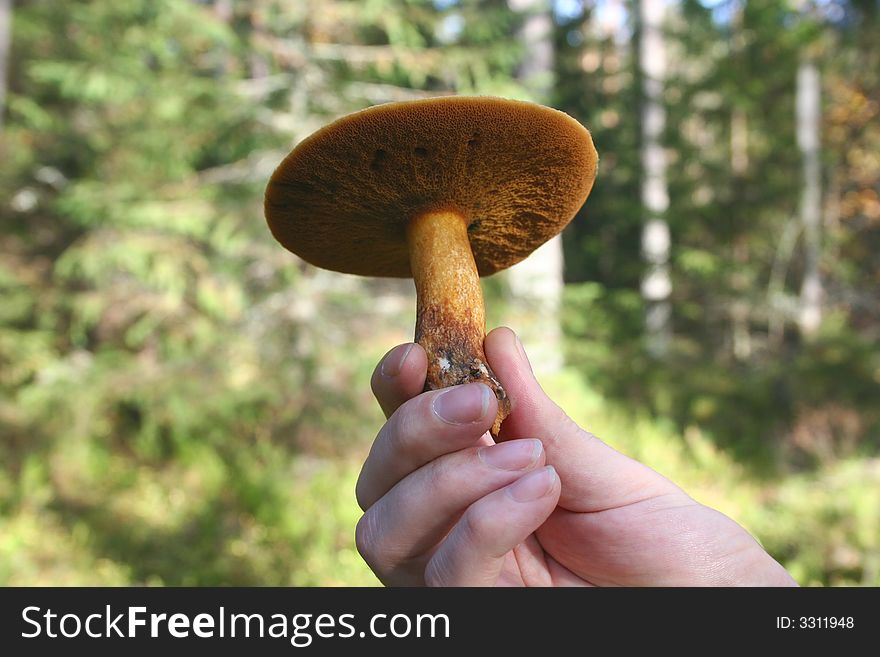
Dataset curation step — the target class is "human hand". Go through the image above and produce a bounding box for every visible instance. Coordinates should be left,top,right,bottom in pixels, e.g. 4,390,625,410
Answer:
356,327,797,586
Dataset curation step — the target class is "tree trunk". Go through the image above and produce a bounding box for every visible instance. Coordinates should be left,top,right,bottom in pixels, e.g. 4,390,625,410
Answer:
637,0,671,357
505,0,564,374
729,1,751,360
797,58,822,336
0,0,12,132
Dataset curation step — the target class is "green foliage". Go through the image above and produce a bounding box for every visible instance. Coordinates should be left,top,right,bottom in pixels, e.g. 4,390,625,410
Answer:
0,442,379,586
563,283,880,471
554,2,643,288
1,0,878,587
1,0,392,586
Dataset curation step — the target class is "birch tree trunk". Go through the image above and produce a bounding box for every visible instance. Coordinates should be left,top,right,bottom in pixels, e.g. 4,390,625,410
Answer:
797,58,822,336
505,0,564,374
637,0,671,357
729,3,751,360
0,0,12,132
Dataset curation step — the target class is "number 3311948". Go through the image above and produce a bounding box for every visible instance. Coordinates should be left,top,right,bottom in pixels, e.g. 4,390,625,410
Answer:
776,617,854,629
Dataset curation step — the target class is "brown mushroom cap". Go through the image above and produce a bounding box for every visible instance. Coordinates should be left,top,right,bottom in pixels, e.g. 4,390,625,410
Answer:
264,95,597,277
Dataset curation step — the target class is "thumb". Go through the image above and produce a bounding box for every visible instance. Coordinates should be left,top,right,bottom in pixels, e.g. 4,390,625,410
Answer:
484,327,681,513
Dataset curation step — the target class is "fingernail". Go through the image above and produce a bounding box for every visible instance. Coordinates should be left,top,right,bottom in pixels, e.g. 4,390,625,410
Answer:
478,439,542,471
514,334,533,372
507,466,557,502
432,384,491,425
380,343,414,378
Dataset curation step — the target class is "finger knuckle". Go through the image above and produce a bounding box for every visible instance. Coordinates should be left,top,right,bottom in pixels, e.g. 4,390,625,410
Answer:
424,551,453,588
423,453,466,495
354,511,381,565
458,505,492,550
354,477,370,512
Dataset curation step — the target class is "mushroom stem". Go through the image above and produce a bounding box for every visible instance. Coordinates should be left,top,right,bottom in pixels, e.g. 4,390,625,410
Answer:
406,209,511,437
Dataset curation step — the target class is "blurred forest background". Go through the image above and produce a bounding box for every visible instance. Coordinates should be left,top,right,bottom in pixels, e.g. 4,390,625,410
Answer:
1,0,878,587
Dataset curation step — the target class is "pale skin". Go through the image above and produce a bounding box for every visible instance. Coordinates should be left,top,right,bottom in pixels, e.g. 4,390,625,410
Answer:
356,326,798,587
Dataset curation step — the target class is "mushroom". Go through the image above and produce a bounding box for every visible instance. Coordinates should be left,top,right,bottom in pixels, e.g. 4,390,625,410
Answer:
264,96,597,437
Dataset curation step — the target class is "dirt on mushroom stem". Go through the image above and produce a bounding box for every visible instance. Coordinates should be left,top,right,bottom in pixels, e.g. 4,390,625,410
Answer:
407,209,511,437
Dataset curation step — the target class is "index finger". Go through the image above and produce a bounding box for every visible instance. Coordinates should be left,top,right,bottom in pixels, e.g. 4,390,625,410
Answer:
370,342,428,418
